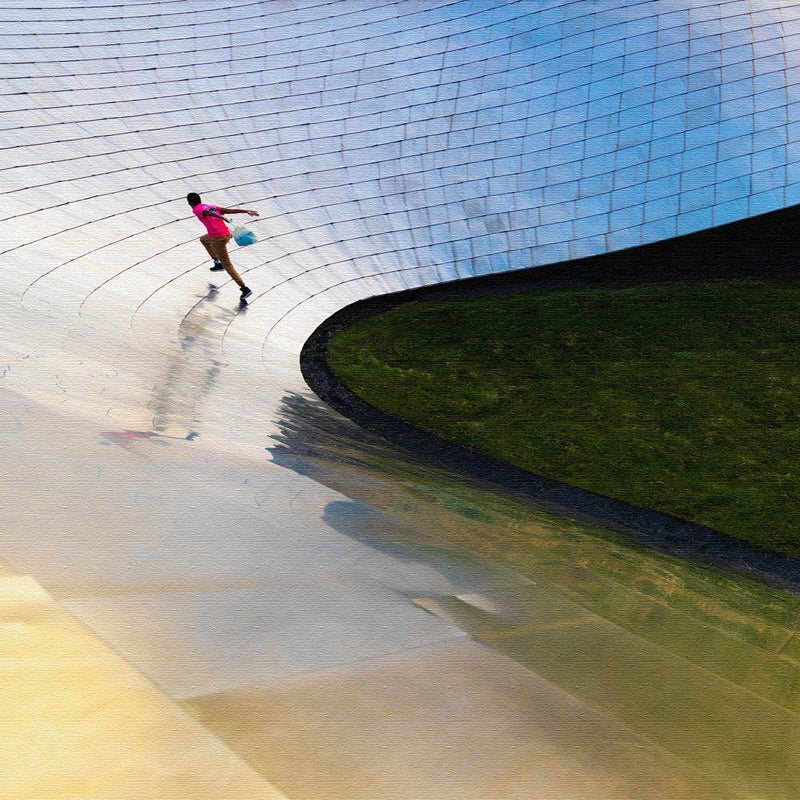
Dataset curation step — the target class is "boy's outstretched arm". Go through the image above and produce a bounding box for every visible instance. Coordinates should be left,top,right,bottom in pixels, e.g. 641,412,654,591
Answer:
218,207,259,217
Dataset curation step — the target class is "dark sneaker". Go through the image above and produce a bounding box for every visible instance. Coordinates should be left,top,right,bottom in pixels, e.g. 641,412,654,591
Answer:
240,286,252,299
210,261,224,271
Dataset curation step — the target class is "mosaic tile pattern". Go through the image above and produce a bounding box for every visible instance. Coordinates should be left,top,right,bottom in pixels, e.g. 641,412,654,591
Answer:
3,0,799,362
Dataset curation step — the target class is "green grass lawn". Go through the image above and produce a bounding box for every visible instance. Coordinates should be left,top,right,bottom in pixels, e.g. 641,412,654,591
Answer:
327,277,800,558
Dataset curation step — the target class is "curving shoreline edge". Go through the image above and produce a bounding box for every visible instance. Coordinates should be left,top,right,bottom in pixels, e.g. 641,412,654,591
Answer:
300,205,800,594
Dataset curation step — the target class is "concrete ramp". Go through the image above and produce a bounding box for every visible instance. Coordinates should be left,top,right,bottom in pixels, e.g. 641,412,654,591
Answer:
0,561,286,799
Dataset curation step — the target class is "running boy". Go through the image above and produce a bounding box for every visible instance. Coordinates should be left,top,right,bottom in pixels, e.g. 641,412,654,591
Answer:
187,192,259,300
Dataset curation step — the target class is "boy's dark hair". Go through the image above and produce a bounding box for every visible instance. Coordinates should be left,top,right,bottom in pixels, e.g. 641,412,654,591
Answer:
186,192,201,206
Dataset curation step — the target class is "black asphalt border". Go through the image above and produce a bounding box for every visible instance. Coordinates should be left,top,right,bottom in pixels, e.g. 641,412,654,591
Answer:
301,204,800,594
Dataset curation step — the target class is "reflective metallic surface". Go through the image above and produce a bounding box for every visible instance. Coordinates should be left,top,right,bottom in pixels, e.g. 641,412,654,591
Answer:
3,2,800,797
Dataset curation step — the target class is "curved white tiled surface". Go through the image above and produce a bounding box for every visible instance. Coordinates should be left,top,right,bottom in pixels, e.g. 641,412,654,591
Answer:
6,0,800,357
4,2,800,798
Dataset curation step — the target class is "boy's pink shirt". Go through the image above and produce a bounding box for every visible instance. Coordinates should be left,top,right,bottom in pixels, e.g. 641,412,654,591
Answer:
193,204,230,237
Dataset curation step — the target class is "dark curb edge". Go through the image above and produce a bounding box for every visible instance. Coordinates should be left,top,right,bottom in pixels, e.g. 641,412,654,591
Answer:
300,205,800,594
